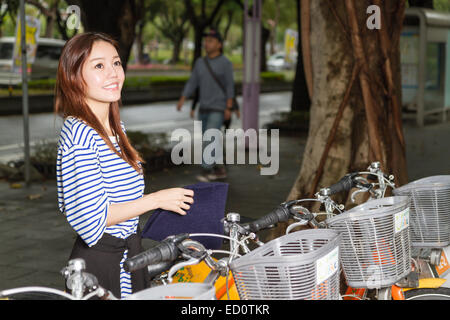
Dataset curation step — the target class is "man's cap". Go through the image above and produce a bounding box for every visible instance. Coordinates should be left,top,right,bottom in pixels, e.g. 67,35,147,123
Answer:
203,28,223,43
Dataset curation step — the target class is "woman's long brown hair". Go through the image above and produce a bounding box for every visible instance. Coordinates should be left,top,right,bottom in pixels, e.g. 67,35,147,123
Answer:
54,32,145,174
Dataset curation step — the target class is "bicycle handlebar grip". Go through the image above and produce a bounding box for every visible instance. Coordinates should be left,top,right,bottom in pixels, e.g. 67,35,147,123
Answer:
123,234,188,272
147,261,175,280
327,173,357,195
246,205,290,233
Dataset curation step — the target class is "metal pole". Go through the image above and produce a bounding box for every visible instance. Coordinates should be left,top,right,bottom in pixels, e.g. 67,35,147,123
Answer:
243,0,261,147
19,0,30,186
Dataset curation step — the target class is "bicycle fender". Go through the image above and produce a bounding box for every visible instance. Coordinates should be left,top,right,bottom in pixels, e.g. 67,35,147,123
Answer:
402,278,447,292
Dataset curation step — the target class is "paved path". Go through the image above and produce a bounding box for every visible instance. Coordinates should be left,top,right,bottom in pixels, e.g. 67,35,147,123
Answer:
0,92,291,163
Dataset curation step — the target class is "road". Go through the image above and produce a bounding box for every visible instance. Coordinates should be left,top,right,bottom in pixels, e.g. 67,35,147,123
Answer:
0,91,292,163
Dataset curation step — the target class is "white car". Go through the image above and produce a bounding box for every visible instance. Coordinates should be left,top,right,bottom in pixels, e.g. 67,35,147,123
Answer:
0,37,65,85
267,52,297,72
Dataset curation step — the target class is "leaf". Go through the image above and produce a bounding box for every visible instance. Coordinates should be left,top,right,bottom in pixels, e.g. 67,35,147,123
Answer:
27,193,42,201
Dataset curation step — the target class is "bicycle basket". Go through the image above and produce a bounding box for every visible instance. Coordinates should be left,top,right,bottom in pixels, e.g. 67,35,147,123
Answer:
124,283,216,300
326,196,411,289
393,175,450,248
229,229,341,300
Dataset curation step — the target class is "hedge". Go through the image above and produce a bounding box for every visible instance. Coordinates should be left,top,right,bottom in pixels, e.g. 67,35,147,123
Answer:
19,72,287,91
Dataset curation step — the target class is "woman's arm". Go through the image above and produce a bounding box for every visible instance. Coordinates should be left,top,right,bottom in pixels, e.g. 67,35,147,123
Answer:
106,188,194,227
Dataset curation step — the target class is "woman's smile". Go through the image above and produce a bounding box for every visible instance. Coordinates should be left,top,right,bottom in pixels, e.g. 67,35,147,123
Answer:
103,82,120,91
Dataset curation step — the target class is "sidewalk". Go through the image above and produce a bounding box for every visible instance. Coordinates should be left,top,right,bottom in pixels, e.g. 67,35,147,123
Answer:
0,119,449,292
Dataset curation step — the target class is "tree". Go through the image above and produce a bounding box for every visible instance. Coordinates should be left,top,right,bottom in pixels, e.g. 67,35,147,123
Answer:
232,0,269,71
268,0,409,239
66,0,143,71
290,0,311,113
0,0,19,37
209,0,239,45
25,0,60,38
147,0,190,65
183,0,227,66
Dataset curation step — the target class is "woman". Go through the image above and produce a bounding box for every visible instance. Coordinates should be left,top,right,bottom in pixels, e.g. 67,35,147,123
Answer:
55,32,194,299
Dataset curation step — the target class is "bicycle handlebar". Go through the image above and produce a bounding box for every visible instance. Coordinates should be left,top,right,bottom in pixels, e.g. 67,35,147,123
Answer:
124,233,189,272
147,261,177,280
326,173,358,195
243,204,291,233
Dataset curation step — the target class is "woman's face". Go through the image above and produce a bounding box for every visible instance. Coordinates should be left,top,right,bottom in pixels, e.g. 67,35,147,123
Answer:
82,40,124,107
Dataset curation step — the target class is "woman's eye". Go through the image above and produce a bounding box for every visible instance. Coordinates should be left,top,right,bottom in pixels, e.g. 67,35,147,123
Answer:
114,60,122,67
95,63,104,69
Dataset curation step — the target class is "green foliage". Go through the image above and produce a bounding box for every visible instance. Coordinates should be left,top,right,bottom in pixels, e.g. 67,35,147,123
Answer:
30,139,58,164
123,75,190,89
126,130,169,158
260,71,286,82
434,0,450,11
28,78,57,90
7,71,289,94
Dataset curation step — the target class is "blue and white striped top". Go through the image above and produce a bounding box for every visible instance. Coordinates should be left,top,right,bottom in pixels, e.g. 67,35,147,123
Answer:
56,116,145,298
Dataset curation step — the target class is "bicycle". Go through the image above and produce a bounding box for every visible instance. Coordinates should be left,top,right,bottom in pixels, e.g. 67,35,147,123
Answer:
0,258,117,300
392,175,450,300
215,161,449,300
2,162,448,300
0,234,241,300
298,164,450,300
0,196,321,300
128,161,449,300
123,219,342,300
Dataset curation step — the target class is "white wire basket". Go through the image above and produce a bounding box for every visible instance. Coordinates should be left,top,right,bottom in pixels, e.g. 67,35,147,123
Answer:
393,175,450,248
124,283,216,300
326,196,411,289
229,229,341,300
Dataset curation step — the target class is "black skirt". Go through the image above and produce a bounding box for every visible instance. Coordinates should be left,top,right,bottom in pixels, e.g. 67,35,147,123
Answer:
67,229,149,299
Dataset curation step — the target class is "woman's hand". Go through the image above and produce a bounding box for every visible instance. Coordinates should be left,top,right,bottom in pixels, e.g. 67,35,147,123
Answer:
147,188,194,216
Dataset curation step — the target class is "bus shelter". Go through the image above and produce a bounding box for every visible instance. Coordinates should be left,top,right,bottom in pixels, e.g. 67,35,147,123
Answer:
401,8,450,127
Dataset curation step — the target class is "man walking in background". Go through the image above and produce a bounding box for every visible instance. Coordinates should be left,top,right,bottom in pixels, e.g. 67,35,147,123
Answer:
177,28,237,182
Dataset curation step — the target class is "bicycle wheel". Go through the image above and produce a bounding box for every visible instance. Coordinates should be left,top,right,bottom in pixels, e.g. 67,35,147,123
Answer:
404,287,450,300
3,292,70,300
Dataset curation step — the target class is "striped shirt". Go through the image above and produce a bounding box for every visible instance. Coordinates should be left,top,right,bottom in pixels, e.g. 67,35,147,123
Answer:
56,116,145,298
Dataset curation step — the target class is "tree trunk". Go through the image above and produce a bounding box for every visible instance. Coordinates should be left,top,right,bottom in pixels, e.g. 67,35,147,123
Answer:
135,20,145,65
193,27,204,66
260,25,270,72
268,0,280,55
290,0,311,113
268,0,408,240
184,0,226,66
45,13,55,38
171,36,183,65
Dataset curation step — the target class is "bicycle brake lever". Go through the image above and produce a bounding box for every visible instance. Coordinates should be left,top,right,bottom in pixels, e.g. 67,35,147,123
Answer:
167,257,202,283
350,187,372,203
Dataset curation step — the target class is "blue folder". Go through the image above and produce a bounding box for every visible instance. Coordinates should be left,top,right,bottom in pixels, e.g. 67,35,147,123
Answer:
141,182,229,249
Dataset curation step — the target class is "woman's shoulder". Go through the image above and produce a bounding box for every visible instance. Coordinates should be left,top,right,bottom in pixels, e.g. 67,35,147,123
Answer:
58,116,99,150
